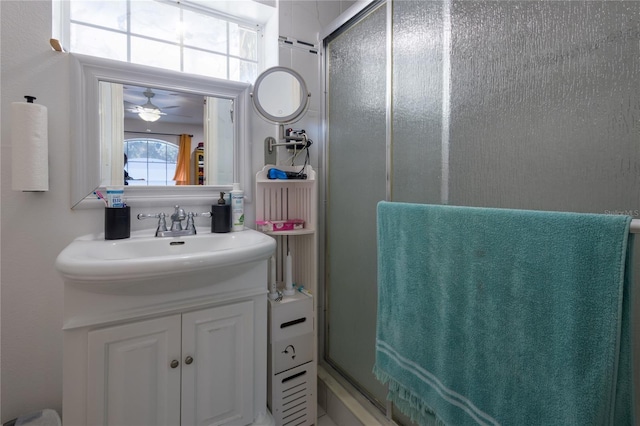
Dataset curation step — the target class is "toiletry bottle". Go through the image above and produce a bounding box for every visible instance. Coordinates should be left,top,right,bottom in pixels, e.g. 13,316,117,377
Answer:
106,186,125,208
230,182,244,231
211,192,231,233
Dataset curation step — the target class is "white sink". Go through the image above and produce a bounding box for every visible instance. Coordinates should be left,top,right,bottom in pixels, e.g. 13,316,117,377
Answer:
56,229,276,294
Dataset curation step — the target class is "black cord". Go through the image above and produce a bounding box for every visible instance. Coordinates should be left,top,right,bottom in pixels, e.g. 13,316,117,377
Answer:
298,140,311,176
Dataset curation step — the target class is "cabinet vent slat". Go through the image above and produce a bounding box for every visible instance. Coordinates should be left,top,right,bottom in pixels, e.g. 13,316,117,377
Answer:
283,392,306,404
270,362,314,426
283,400,307,414
283,412,307,426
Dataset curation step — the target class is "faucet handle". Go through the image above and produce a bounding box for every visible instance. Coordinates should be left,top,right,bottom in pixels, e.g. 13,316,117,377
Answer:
185,212,196,233
138,212,168,236
137,213,159,220
157,213,168,232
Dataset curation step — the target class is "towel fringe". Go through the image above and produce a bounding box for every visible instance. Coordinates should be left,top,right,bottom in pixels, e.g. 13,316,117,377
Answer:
374,365,446,426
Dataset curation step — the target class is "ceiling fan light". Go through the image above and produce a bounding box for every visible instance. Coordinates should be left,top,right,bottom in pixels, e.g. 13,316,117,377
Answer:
138,110,161,122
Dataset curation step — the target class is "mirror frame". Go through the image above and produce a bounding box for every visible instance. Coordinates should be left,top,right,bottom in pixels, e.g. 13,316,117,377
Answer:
70,53,252,209
251,66,310,125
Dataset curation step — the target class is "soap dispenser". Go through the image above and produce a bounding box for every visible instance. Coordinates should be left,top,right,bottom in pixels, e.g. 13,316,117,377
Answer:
211,192,231,233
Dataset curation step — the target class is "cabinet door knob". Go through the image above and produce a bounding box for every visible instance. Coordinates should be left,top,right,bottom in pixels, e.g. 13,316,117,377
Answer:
185,356,194,365
170,360,179,369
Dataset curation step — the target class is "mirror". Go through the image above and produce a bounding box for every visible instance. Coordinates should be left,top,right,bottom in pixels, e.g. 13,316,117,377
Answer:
70,53,251,208
101,82,234,187
251,67,310,125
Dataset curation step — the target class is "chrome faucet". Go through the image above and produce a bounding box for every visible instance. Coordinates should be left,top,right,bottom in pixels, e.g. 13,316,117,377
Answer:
138,205,206,237
170,205,186,231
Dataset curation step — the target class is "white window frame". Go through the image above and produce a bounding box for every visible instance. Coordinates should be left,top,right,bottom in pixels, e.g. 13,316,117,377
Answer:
53,0,266,81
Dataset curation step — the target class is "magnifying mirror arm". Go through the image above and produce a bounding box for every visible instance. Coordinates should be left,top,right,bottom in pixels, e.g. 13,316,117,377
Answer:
267,125,310,153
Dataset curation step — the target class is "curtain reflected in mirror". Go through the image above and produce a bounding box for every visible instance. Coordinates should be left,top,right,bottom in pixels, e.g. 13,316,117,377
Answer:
99,81,234,187
173,134,192,185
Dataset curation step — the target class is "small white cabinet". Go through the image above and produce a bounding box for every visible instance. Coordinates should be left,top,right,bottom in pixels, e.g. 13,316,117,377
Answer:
255,165,318,425
87,302,254,426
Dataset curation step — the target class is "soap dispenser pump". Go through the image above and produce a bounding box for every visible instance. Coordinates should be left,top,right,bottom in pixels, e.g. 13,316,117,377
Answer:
211,192,231,233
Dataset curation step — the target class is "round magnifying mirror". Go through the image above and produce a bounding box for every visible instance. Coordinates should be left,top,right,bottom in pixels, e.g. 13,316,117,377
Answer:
251,67,310,124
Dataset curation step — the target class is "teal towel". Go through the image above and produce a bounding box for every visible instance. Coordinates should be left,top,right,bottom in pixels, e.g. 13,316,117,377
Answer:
374,202,634,426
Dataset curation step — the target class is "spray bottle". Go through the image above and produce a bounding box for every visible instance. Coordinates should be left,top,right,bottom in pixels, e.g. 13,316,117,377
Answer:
230,183,244,231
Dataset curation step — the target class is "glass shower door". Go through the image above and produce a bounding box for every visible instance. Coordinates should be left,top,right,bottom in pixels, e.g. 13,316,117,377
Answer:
325,0,640,422
325,1,389,408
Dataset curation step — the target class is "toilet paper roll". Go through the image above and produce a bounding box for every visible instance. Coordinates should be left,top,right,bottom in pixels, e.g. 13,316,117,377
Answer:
11,100,48,191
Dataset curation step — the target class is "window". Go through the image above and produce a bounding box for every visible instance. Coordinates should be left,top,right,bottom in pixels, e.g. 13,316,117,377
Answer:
124,138,178,186
65,0,260,83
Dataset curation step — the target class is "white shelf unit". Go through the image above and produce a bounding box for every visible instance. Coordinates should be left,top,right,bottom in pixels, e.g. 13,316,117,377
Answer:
256,165,317,426
256,165,317,298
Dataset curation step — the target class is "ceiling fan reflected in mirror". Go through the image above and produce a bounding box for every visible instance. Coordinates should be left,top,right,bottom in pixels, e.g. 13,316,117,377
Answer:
122,85,206,126
125,88,176,122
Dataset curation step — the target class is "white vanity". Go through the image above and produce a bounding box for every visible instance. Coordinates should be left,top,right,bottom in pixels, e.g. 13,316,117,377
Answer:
61,53,315,425
56,229,276,426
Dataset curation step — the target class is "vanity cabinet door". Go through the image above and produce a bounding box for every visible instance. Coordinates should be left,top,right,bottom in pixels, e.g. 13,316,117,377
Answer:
87,315,182,426
181,301,254,426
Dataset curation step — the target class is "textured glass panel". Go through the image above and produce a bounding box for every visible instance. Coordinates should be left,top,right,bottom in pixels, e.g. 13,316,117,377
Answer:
326,3,388,406
70,0,126,30
448,1,640,214
184,48,227,80
325,1,640,422
70,24,127,62
183,10,227,53
130,0,180,42
392,0,444,204
131,37,180,72
230,24,258,60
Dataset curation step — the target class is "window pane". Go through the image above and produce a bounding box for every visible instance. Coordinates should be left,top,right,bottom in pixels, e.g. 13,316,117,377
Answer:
183,10,227,53
127,159,148,185
150,140,167,161
125,139,178,186
147,161,177,186
71,24,127,62
68,0,263,83
70,0,126,31
229,58,257,83
184,48,227,79
130,0,180,42
168,145,178,160
229,23,257,60
125,140,148,161
131,37,180,71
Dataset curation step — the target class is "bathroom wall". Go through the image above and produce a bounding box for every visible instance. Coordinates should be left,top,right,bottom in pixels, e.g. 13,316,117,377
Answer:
0,0,353,421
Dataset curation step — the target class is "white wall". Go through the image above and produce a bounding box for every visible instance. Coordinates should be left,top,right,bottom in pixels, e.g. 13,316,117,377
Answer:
0,0,353,422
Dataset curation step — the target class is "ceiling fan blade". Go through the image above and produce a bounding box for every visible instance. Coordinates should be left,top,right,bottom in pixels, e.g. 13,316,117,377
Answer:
126,106,166,115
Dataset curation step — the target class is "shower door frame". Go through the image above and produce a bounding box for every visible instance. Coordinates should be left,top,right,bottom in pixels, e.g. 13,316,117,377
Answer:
319,0,395,419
